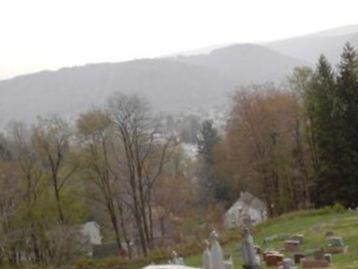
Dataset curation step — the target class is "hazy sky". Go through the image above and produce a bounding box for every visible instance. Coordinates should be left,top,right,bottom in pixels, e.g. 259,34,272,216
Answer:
1,0,358,79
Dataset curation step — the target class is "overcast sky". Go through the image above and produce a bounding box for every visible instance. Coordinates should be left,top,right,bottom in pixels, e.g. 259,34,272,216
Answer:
1,0,358,79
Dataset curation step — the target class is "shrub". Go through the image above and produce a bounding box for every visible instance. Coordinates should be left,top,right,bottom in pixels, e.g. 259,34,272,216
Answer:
331,203,345,213
145,249,170,264
74,258,95,269
74,257,131,269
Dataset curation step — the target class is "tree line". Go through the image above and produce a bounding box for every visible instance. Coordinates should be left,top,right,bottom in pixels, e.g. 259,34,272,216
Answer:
0,92,199,266
201,43,358,216
1,44,358,267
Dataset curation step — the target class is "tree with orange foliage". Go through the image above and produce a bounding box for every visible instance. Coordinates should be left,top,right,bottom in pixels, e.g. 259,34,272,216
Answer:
219,86,312,216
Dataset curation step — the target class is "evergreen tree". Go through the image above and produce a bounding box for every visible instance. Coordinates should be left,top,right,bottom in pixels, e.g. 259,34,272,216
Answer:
303,44,358,207
334,43,358,206
197,120,233,204
197,120,218,165
308,55,339,206
197,120,219,202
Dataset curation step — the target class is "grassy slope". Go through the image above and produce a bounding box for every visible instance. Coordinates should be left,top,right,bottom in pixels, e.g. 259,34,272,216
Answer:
184,211,358,269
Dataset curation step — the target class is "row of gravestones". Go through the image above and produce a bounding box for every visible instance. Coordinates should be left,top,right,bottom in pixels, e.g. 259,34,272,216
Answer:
168,227,348,269
262,230,348,268
169,228,258,269
169,230,234,269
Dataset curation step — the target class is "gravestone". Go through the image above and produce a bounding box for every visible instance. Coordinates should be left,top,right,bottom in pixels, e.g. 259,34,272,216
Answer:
253,245,261,255
203,240,212,269
290,234,304,244
209,230,224,269
327,236,344,247
171,250,184,265
178,256,185,265
223,254,234,269
241,226,260,269
324,253,332,264
264,251,284,267
293,253,305,264
301,249,329,268
325,236,347,254
301,258,329,268
284,240,300,252
278,258,297,269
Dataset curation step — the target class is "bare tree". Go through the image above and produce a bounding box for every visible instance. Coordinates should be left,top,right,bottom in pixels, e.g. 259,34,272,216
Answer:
32,116,76,224
77,109,127,254
9,122,43,211
108,92,174,255
7,122,46,263
0,160,22,265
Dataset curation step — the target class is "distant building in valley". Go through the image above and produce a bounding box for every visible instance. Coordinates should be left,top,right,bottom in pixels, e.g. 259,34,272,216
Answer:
81,221,102,245
223,191,267,229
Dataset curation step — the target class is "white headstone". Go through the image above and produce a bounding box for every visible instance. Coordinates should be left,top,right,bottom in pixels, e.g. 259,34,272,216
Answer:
278,258,298,269
209,230,224,269
281,258,296,269
178,257,185,265
203,240,212,269
223,255,234,269
171,251,185,265
241,227,260,269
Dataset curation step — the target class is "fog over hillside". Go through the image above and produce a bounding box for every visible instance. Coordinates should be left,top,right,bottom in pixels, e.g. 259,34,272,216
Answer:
176,44,306,84
0,24,357,125
266,24,358,64
0,59,232,124
0,44,304,125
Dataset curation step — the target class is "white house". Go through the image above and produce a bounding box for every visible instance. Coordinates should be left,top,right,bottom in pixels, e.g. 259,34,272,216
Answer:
81,221,102,245
223,191,267,229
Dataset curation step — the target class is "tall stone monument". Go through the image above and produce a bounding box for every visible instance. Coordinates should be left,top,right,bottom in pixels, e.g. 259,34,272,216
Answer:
203,240,212,269
209,230,224,269
241,226,260,269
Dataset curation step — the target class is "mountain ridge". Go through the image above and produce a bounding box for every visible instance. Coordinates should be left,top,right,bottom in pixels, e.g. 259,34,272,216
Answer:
1,24,358,125
266,25,358,63
0,44,305,125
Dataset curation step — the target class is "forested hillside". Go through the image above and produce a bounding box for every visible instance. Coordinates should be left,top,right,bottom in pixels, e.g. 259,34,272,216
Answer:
0,44,304,125
1,44,358,268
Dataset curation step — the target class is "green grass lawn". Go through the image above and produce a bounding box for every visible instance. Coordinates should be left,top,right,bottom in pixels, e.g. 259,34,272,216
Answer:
2,210,357,269
184,210,358,269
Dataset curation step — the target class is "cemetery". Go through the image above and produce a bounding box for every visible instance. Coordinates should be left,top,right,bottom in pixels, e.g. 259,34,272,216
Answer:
139,209,358,269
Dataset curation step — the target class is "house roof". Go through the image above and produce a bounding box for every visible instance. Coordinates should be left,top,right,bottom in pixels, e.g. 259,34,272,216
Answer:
227,191,266,213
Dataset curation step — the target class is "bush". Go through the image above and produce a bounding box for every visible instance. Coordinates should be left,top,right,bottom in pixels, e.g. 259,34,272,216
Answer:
144,249,170,264
74,257,131,269
331,203,345,213
74,258,95,269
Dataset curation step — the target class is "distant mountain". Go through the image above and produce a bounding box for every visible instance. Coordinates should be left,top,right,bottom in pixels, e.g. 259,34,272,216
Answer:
266,24,358,65
3,23,358,126
177,44,306,84
0,59,230,124
0,44,304,125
